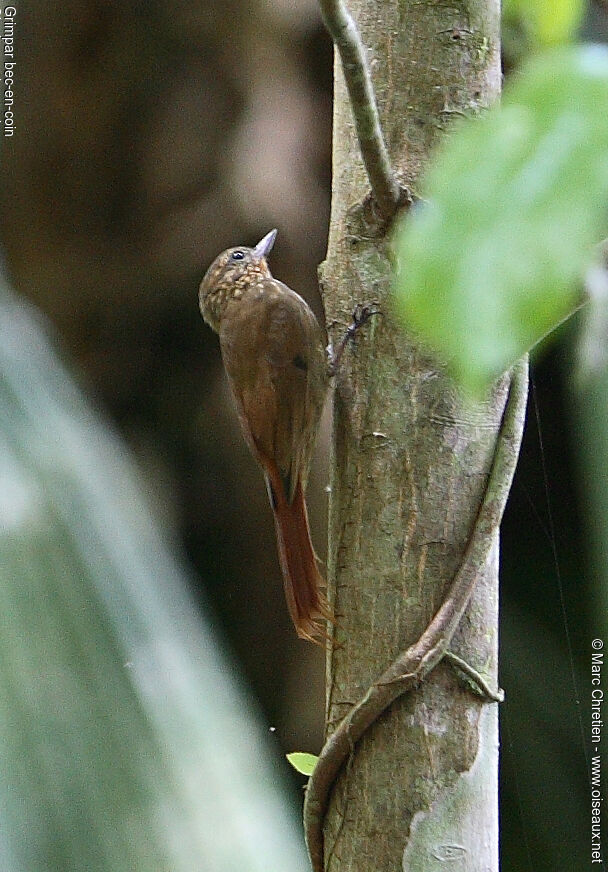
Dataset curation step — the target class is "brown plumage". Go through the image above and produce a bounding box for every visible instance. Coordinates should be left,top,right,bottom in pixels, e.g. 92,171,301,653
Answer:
199,229,332,642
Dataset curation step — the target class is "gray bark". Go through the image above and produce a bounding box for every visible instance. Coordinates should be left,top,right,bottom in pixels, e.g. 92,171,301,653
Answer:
319,1,503,870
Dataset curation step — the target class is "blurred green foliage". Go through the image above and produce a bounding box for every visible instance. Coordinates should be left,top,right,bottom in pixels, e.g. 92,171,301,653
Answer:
504,0,585,49
0,281,309,872
393,45,608,396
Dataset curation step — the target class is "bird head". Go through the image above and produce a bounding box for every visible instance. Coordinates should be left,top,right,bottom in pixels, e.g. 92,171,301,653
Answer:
200,226,276,297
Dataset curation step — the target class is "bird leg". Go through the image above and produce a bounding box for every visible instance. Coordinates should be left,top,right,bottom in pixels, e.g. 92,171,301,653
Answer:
327,304,381,377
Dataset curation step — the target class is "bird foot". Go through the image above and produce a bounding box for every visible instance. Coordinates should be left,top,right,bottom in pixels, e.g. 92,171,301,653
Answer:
327,304,381,377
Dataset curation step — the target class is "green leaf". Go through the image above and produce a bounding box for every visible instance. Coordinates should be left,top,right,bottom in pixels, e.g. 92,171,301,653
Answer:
286,752,318,776
504,0,584,47
393,45,608,396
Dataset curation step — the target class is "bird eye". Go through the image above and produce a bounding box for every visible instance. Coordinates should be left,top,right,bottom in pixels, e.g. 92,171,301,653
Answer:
231,250,245,260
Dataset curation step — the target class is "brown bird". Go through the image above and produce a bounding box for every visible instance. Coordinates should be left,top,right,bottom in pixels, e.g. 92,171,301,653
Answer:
199,229,332,642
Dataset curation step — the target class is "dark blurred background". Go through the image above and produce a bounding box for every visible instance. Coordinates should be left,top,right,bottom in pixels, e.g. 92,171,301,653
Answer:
1,1,605,868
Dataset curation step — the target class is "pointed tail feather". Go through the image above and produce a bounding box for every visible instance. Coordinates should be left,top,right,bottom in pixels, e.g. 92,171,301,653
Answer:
264,462,333,643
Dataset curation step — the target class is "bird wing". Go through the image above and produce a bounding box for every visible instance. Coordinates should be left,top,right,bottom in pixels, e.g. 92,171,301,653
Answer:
219,280,327,502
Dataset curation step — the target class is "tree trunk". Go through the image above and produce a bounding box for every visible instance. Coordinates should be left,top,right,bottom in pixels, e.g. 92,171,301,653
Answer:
320,1,503,870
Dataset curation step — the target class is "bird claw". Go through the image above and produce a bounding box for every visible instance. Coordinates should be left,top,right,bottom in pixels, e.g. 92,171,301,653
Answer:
328,303,381,376
349,303,382,334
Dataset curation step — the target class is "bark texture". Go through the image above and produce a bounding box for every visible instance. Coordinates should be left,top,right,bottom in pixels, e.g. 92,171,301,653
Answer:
319,1,503,870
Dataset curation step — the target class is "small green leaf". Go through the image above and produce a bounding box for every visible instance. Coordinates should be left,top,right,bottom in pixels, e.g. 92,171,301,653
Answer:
393,45,608,396
286,752,318,776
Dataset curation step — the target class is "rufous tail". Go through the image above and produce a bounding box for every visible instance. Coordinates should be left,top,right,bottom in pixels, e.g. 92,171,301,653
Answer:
264,461,333,643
